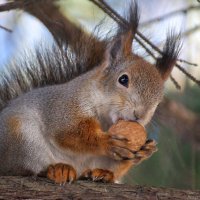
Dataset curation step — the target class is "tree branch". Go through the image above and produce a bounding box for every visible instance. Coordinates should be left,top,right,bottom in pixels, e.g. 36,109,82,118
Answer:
0,176,200,199
141,5,200,27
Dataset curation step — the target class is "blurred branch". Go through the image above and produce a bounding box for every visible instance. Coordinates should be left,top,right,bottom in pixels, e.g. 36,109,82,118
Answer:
0,24,12,32
0,0,35,12
157,98,200,148
141,5,200,27
14,0,77,45
182,25,200,38
0,0,106,70
21,0,106,70
169,75,181,90
178,59,198,67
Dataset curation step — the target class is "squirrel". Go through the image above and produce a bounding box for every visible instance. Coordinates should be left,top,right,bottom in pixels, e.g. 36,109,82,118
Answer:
0,1,181,184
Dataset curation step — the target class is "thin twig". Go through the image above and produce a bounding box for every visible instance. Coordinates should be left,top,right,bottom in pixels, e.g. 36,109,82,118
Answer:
178,59,198,67
176,63,200,85
0,24,12,32
170,75,181,90
135,35,157,59
182,25,200,38
89,0,159,57
141,5,200,27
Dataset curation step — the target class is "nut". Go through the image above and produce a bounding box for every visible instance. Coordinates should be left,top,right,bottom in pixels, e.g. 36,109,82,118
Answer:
108,120,147,151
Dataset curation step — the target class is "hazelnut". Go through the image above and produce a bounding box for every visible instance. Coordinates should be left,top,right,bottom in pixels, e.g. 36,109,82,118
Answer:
108,120,147,151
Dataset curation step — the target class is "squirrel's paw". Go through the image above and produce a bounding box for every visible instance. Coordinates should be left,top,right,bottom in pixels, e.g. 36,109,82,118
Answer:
79,169,114,183
106,135,136,161
47,163,77,185
132,139,157,165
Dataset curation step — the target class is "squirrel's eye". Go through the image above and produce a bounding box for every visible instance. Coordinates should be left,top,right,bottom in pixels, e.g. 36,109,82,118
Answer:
118,74,129,88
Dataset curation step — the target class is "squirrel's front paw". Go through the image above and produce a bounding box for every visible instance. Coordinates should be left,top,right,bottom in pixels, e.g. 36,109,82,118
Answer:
47,163,77,185
132,139,157,165
106,135,136,161
106,121,147,161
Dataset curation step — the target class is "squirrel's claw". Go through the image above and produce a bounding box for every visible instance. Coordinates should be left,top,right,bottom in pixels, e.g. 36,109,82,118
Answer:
107,135,137,161
106,134,157,162
131,139,158,165
79,169,114,183
109,146,135,161
47,163,77,185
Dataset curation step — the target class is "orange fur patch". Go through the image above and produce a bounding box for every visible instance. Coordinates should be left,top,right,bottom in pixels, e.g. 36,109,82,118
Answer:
91,168,114,183
54,118,108,155
7,116,22,139
80,168,114,183
113,160,133,180
47,163,77,184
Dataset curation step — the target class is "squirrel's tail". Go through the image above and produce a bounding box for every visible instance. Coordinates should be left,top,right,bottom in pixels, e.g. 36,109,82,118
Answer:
0,40,100,111
0,45,66,110
0,1,107,111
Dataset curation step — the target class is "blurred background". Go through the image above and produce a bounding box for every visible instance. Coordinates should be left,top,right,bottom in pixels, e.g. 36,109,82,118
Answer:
0,0,200,190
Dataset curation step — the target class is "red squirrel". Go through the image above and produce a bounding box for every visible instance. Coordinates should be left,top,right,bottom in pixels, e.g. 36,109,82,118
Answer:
0,1,180,184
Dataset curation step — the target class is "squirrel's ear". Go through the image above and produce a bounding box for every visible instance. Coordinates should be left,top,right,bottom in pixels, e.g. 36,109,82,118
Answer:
156,33,181,81
105,1,139,64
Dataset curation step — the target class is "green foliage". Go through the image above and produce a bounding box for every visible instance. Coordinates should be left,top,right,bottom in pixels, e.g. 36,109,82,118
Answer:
169,84,200,114
124,125,200,189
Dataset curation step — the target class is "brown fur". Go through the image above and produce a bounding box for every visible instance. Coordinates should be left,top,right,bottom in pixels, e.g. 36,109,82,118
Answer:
47,163,77,184
54,118,108,154
113,161,133,180
54,116,145,162
80,168,114,183
7,116,22,139
122,31,135,58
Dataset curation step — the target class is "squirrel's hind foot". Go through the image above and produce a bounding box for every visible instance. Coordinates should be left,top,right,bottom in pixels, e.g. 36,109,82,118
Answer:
47,163,77,185
79,168,114,183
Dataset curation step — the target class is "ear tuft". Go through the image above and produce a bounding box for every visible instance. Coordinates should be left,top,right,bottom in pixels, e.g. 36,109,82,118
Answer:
156,31,182,81
103,1,140,68
109,0,140,60
117,0,140,35
125,0,140,35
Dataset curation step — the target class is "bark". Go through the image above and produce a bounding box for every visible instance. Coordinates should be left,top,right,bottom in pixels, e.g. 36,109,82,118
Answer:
0,176,200,200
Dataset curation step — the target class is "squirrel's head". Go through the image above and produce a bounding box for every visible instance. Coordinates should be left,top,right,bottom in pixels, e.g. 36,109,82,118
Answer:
95,1,181,127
